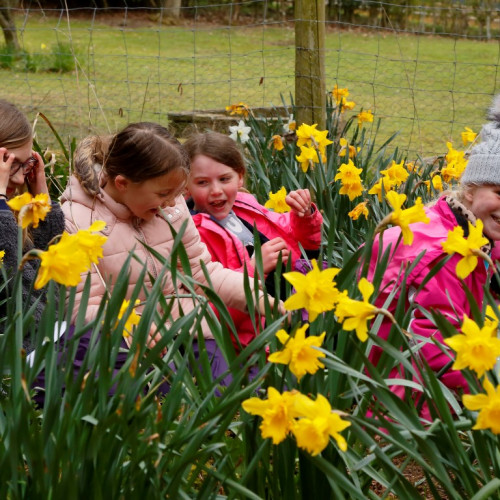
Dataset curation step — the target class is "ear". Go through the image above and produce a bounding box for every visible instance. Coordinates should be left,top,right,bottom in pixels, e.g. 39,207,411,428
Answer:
463,186,475,206
114,174,129,192
237,173,244,189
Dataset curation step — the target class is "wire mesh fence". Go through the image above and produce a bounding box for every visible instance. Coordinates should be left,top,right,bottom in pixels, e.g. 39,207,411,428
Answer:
1,1,500,157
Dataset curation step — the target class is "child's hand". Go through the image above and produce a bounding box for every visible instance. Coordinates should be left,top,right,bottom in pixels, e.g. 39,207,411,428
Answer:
252,237,289,274
147,324,167,356
286,188,312,217
257,294,286,316
26,152,49,196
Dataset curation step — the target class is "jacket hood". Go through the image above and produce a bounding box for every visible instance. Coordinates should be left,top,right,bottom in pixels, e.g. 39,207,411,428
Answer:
61,174,135,224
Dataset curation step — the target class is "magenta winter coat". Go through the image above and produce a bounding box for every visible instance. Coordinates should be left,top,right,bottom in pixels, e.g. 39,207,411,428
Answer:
367,196,500,401
192,191,323,349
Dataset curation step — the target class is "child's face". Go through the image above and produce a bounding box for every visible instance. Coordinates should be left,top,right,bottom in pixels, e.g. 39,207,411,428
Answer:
3,141,34,197
464,184,500,241
115,168,186,221
187,154,243,220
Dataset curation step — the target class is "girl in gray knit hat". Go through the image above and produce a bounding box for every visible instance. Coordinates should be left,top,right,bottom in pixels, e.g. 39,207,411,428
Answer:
459,93,500,241
0,100,65,352
364,94,500,421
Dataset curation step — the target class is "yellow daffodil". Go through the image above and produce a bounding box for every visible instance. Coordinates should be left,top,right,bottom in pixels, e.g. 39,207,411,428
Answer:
340,97,356,111
296,123,319,148
73,220,108,266
116,299,141,338
7,192,52,229
242,387,299,444
385,191,430,245
432,174,444,192
441,142,468,183
296,123,333,156
444,314,500,377
34,232,89,289
271,134,284,151
264,186,291,213
463,377,500,434
33,222,107,289
441,219,489,279
225,102,250,118
334,160,364,201
335,278,379,342
348,201,369,220
268,324,326,380
357,110,374,126
296,144,319,173
461,127,477,146
291,393,351,454
368,176,394,202
332,85,349,105
380,160,409,187
338,137,359,158
0,250,4,264
284,260,343,322
406,162,422,175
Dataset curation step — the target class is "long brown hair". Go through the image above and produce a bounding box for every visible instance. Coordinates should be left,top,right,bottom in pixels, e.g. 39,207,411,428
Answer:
74,122,189,196
0,99,32,149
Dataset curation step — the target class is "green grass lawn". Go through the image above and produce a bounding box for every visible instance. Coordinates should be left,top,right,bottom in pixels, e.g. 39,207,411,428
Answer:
2,10,499,157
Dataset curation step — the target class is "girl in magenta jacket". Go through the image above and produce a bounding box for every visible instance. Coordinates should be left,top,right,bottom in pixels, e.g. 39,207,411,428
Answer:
367,95,500,418
184,132,323,350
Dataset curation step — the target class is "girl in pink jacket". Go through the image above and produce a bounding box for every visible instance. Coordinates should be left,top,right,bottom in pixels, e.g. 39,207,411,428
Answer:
184,131,323,350
60,122,274,386
367,95,500,419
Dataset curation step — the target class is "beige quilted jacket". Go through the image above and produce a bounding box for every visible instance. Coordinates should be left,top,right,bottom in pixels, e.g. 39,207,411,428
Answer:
61,175,254,338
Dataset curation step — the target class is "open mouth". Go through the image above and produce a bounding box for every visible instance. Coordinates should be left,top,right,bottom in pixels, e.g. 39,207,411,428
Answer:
210,200,226,210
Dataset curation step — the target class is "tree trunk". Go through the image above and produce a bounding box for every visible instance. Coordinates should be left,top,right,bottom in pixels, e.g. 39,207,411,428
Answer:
0,0,20,50
161,0,182,19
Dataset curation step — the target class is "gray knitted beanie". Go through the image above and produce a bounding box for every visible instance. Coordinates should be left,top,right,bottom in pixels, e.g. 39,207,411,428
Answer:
461,94,500,185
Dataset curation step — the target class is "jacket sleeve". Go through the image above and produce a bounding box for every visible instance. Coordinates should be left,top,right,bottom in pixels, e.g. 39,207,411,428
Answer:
240,193,323,250
0,200,62,338
289,205,323,250
0,200,21,273
179,211,257,313
409,258,470,391
31,203,66,250
194,215,255,277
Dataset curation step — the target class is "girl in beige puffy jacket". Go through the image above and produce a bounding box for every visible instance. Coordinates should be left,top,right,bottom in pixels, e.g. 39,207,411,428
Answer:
60,122,271,382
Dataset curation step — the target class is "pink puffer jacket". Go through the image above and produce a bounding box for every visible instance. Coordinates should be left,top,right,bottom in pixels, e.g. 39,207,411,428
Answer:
61,175,255,338
367,196,499,405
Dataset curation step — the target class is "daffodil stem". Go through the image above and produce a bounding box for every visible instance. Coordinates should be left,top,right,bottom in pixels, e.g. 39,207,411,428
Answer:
374,214,392,237
14,225,23,397
18,249,42,271
379,308,412,339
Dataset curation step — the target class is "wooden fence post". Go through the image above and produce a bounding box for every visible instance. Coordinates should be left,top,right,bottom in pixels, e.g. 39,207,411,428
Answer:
295,0,326,129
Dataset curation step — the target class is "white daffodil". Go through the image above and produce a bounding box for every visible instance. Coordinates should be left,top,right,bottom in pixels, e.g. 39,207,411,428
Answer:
283,114,296,134
229,120,251,144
